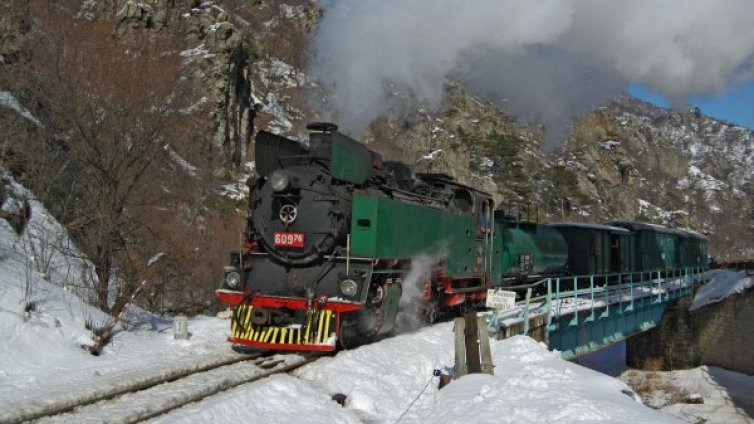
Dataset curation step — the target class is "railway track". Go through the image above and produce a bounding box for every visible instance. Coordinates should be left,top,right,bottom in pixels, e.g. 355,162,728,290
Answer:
9,352,319,424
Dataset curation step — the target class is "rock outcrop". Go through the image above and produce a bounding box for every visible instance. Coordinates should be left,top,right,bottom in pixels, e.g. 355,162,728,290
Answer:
78,0,256,175
0,171,31,235
0,1,29,63
179,3,256,175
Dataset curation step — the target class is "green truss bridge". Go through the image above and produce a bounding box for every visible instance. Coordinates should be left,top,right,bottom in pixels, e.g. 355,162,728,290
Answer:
487,268,707,359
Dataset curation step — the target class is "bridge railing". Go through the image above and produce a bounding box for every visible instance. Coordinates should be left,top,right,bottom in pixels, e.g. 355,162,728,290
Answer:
541,267,705,331
487,267,707,336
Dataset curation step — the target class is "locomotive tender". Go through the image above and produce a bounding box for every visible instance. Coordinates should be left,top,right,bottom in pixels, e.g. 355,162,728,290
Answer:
216,122,708,352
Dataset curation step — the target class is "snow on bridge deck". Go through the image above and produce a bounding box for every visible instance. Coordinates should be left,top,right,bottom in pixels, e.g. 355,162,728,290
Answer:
486,268,707,358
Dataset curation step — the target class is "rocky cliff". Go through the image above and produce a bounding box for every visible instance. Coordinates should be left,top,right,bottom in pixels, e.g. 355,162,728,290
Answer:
565,95,754,258
354,88,754,259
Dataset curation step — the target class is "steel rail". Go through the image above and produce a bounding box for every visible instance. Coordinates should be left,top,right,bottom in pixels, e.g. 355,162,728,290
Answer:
28,353,320,424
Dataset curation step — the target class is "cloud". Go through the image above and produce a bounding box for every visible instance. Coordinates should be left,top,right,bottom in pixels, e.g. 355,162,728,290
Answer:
306,0,754,146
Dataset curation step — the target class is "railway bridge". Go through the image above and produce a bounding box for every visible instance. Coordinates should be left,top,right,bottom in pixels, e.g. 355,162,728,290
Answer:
488,268,708,360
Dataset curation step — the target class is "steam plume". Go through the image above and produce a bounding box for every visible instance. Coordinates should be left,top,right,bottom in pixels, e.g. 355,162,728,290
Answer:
307,0,754,146
395,250,445,332
394,255,432,332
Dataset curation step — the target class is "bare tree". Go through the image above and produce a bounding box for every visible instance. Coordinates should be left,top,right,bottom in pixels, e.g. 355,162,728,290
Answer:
2,2,203,313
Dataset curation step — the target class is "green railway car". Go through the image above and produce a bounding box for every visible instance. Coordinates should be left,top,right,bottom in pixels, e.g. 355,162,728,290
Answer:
676,229,709,268
551,223,633,275
606,221,679,271
496,213,568,277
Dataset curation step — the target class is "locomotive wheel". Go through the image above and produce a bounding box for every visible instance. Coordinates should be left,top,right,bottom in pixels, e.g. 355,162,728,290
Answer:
338,319,363,349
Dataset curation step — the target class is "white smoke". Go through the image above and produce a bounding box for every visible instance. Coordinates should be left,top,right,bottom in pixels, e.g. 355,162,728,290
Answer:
395,251,445,332
307,0,754,146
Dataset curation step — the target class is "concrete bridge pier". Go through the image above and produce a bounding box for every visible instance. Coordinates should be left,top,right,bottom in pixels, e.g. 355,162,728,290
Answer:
627,286,754,375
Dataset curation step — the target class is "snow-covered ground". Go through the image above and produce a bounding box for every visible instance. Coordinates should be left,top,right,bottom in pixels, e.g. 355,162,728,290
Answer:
1,173,753,423
691,269,754,311
622,366,754,424
156,329,679,424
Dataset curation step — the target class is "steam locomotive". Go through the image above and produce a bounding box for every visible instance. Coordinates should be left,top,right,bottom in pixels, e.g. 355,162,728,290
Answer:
215,122,708,352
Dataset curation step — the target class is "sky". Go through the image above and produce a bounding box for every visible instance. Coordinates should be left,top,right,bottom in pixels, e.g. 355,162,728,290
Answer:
629,81,754,130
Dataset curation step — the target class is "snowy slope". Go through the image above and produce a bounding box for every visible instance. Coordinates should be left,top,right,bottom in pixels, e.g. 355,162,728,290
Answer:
0,188,109,399
0,175,233,418
294,330,677,424
690,269,754,311
156,326,679,424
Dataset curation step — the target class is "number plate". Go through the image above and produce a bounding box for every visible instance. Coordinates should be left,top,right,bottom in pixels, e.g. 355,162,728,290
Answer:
274,232,305,248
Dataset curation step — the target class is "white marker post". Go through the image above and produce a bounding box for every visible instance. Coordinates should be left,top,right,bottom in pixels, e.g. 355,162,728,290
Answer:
174,315,188,340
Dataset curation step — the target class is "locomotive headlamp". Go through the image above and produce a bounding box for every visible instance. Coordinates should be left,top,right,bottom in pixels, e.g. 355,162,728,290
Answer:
269,170,290,192
340,278,358,297
225,270,242,289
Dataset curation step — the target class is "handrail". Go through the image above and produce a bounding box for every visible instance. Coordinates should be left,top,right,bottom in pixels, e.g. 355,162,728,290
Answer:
526,267,706,332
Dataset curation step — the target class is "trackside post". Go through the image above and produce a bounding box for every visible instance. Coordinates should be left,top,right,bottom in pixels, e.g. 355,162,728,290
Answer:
453,312,494,380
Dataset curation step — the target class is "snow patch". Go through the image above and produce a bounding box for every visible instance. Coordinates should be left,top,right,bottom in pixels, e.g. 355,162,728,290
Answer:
676,165,725,201
599,139,621,150
0,91,43,127
690,269,754,311
637,198,687,223
163,144,199,178
217,161,255,201
179,45,216,60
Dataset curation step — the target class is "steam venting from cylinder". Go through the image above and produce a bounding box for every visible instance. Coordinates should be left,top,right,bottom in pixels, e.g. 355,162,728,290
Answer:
395,247,448,332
